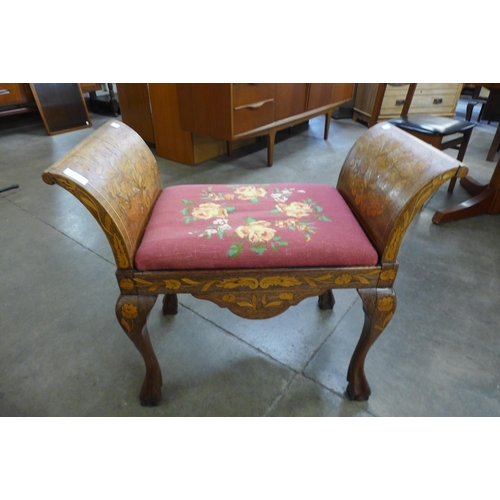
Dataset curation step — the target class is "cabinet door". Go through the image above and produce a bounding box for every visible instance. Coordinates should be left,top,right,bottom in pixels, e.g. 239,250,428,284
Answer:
307,84,334,110
274,83,307,120
332,83,354,104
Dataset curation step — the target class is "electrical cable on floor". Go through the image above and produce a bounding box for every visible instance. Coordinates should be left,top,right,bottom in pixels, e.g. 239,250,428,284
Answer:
0,184,19,193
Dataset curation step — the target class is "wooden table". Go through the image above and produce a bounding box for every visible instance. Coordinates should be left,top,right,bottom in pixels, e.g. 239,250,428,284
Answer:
432,83,500,224
433,155,500,223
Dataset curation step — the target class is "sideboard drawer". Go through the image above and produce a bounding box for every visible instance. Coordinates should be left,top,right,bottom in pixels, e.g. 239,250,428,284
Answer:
0,83,24,104
233,84,275,107
233,98,274,136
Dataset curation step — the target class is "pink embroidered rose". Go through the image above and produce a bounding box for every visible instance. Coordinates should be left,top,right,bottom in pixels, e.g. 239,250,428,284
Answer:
276,201,313,218
235,220,276,243
234,186,268,200
191,203,228,220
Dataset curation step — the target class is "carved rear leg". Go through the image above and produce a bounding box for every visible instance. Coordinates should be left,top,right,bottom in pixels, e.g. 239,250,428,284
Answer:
346,288,397,401
116,294,162,406
162,294,178,315
318,289,335,310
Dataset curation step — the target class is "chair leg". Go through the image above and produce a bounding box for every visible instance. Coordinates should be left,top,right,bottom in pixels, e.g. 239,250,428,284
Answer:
116,294,162,406
448,128,473,193
346,288,397,401
162,294,178,315
318,289,335,310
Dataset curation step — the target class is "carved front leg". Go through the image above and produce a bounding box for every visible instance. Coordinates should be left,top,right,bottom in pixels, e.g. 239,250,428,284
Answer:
116,294,162,406
346,288,396,401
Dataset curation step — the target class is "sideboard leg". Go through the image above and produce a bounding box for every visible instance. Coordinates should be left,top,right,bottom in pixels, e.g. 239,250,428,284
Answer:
116,294,162,406
346,288,396,400
267,129,277,167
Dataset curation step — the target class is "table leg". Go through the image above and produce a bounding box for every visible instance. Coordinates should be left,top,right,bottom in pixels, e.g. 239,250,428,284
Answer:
486,123,500,162
432,156,500,223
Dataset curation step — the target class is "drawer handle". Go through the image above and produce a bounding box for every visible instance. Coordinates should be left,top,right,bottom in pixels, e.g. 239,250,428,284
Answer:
395,99,405,106
0,89,12,96
433,98,443,105
234,99,273,111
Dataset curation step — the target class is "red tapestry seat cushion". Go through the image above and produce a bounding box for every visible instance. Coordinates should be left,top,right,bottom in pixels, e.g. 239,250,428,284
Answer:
134,184,379,271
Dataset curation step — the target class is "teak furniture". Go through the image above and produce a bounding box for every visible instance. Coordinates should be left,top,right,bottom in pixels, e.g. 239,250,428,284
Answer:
176,83,354,166
42,120,467,407
353,83,463,124
117,84,354,167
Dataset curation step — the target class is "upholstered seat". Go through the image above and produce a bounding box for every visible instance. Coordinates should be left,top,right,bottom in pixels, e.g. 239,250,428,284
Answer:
389,115,475,137
135,183,378,271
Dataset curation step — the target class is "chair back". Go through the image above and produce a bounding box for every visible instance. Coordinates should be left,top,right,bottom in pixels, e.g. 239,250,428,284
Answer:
337,123,468,263
42,121,162,270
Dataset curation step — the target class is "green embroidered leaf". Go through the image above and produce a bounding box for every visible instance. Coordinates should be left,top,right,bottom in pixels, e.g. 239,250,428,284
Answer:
315,206,323,212
279,241,289,246
181,208,189,215
250,197,260,203
182,199,194,205
228,242,243,258
269,209,282,214
218,229,225,240
184,217,191,224
246,217,257,223
288,225,296,231
226,206,236,213
250,245,267,255
319,215,331,222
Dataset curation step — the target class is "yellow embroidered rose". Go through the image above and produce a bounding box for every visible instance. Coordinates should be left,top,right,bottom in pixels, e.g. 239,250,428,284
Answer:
192,203,228,220
235,220,276,243
234,186,267,200
276,202,313,218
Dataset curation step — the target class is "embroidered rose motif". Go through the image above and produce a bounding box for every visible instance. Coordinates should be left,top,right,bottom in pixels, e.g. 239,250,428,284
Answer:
234,186,268,201
235,220,276,243
276,201,313,218
191,202,228,220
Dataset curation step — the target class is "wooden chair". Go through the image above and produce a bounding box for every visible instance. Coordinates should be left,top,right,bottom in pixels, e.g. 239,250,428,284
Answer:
42,120,468,407
369,84,475,193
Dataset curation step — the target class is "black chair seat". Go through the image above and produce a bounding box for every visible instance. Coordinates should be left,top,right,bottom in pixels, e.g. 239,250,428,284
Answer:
389,115,476,137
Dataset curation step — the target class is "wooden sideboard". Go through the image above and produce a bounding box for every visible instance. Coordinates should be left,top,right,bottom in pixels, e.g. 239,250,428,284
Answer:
117,84,354,167
177,83,354,166
353,83,463,125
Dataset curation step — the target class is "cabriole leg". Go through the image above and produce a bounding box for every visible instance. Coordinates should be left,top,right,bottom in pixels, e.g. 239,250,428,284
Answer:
346,288,397,401
162,294,178,315
116,294,162,406
318,289,335,310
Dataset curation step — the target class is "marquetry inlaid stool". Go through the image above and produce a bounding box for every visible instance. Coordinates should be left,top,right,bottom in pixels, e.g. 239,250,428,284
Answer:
42,120,468,406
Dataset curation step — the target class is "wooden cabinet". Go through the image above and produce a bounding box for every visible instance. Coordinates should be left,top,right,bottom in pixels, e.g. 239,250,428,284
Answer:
0,83,34,109
353,83,463,124
177,83,354,166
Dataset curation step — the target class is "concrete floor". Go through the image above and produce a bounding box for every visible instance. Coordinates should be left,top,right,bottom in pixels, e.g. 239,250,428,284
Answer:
1,98,499,417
